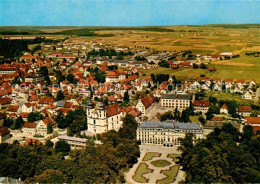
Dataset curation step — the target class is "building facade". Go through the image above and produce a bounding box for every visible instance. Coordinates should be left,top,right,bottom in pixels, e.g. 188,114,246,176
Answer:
137,121,203,147
161,94,192,111
87,100,123,134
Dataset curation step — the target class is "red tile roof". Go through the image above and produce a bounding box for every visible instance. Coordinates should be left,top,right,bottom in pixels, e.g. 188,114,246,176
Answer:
252,126,260,133
23,122,37,128
220,104,228,110
193,100,210,107
38,96,55,104
245,117,260,125
42,116,55,126
141,94,155,109
238,106,252,113
24,138,42,146
211,116,224,121
105,103,122,118
7,105,19,112
0,97,12,105
0,126,10,136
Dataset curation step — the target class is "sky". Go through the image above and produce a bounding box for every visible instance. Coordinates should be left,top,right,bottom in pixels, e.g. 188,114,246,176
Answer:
0,0,259,26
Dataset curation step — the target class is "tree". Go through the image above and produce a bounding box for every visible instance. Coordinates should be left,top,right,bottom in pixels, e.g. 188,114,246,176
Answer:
209,96,217,105
200,63,207,69
56,90,64,101
242,125,254,141
11,116,24,130
199,115,206,125
25,169,67,183
250,110,258,117
160,111,174,121
55,140,71,154
181,108,191,122
3,118,14,128
193,63,199,69
27,111,44,122
118,114,138,140
39,66,51,85
123,91,129,102
47,123,53,134
31,44,41,54
66,73,75,83
45,140,54,148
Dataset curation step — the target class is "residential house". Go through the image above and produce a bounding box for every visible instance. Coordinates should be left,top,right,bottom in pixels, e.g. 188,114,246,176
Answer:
22,122,37,135
0,126,10,143
136,94,156,115
193,100,210,114
36,116,55,136
237,106,252,117
220,104,229,114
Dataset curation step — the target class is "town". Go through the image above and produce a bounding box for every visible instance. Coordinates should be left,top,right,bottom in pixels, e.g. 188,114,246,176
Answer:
0,30,260,183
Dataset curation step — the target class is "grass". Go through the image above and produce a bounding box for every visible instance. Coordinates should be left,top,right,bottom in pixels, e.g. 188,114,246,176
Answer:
167,154,181,162
140,55,260,83
157,165,180,184
205,91,253,105
132,163,152,183
190,116,200,122
150,160,171,167
142,152,161,161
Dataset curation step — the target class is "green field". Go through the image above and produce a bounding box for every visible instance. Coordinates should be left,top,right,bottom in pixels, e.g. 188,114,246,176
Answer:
205,91,254,105
140,55,260,83
142,152,161,161
157,165,180,184
132,163,152,183
150,160,171,167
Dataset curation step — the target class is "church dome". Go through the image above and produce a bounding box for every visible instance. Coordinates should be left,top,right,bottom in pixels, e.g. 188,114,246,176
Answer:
87,99,94,109
98,101,105,110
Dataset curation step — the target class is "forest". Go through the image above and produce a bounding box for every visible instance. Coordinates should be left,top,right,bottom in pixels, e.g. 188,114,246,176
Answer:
179,123,260,183
0,114,140,183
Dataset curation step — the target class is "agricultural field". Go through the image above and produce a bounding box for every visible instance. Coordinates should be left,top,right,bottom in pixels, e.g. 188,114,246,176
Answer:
140,55,260,83
1,25,260,82
1,24,260,54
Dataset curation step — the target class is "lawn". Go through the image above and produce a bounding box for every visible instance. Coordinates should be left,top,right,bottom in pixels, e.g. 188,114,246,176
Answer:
132,163,152,183
150,160,171,167
157,165,180,184
190,116,200,122
205,91,253,105
167,154,181,162
142,152,161,161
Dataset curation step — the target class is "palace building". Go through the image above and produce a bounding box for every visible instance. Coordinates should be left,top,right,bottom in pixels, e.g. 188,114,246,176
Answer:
137,121,203,147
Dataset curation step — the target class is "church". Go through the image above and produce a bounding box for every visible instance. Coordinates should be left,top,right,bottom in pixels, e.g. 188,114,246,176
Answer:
86,100,123,134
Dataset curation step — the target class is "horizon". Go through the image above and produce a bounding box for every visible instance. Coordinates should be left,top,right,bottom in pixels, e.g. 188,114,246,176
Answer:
0,0,260,26
1,23,260,28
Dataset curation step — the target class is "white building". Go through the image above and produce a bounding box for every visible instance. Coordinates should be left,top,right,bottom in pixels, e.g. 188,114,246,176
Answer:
57,135,102,149
193,100,210,114
87,100,123,134
137,121,203,147
136,94,156,115
161,94,192,111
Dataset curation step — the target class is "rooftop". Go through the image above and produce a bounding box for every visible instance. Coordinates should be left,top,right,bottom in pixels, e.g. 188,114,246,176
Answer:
139,121,201,130
162,94,192,100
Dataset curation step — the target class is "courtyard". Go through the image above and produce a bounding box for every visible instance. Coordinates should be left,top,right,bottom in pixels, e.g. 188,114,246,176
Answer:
125,145,185,184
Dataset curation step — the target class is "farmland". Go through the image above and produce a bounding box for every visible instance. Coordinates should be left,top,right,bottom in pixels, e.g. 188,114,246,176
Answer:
1,24,260,82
